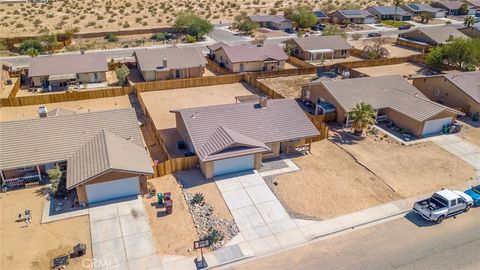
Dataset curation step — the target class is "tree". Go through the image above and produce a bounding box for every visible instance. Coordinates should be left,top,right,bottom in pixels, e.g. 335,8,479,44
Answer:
393,0,402,23
25,47,39,57
464,16,475,27
105,32,119,42
426,38,480,71
115,64,130,86
321,26,347,39
47,165,66,198
362,38,390,59
350,102,376,136
234,11,259,34
40,33,59,54
19,39,44,55
459,3,469,15
419,12,432,24
173,12,213,39
285,6,317,29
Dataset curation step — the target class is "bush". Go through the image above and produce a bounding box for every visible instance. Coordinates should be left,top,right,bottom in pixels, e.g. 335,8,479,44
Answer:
19,39,44,54
351,32,362,40
105,32,118,42
151,32,166,41
321,26,347,39
115,64,130,86
192,193,204,204
185,34,197,43
207,229,223,244
174,12,213,39
47,165,67,198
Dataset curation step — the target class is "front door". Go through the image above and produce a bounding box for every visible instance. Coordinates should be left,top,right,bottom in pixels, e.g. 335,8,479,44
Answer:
239,63,245,72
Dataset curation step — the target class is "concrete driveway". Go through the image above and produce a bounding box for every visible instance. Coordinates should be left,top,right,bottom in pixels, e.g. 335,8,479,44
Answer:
430,135,480,171
89,197,161,269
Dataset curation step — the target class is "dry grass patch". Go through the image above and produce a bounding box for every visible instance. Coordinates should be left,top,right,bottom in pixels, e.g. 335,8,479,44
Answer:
0,95,132,122
258,74,317,99
354,63,436,77
458,125,480,148
0,187,92,270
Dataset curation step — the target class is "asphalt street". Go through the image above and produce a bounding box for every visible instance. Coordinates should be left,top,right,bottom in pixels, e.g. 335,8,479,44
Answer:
228,209,480,270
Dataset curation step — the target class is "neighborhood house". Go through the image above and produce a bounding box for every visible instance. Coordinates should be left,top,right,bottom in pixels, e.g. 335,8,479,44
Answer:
170,99,320,179
207,43,288,73
401,4,446,18
459,25,480,38
412,71,480,117
398,26,469,46
328,10,376,24
134,47,206,81
366,6,413,21
431,1,476,15
28,53,108,89
301,75,463,137
313,10,330,22
285,35,352,60
0,108,154,204
248,15,293,30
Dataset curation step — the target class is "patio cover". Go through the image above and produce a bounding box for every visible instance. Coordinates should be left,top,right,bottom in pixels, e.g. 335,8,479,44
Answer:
307,49,334,53
48,73,76,81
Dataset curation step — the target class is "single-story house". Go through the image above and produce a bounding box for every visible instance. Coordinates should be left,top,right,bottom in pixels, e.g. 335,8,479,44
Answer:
134,47,206,81
170,98,320,179
328,10,376,24
401,4,446,18
412,71,480,116
207,43,288,73
313,10,330,22
301,75,463,137
285,35,352,60
366,6,413,21
248,15,293,30
431,1,476,16
398,26,469,46
459,25,480,38
466,0,480,11
28,53,108,88
0,108,153,204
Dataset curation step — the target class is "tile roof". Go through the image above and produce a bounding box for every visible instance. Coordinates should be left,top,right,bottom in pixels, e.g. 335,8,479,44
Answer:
467,0,480,7
28,54,108,77
404,3,445,12
172,99,320,161
134,47,206,71
443,71,480,103
337,10,375,18
289,35,352,51
314,75,462,122
0,108,144,170
248,15,292,24
66,129,153,189
47,108,76,117
196,125,270,162
219,44,288,63
434,1,466,10
368,6,411,15
207,42,228,51
402,26,469,44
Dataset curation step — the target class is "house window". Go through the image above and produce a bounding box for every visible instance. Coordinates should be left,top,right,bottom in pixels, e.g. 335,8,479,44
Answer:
94,72,98,80
220,55,223,61
434,89,440,96
17,166,35,172
304,89,310,99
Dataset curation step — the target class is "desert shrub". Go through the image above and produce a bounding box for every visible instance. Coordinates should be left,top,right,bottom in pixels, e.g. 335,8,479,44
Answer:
115,64,130,86
105,32,118,42
192,193,204,204
185,34,197,43
173,12,213,39
19,39,44,54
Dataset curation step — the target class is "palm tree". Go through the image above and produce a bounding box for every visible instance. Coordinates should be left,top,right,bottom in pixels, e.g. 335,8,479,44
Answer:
393,0,403,23
464,16,475,27
350,102,376,136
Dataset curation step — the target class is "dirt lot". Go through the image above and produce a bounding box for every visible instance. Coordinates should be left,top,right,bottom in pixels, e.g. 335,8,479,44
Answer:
310,56,363,66
354,63,439,78
258,74,317,99
350,39,421,57
0,95,132,122
271,131,475,220
143,176,198,256
0,187,92,270
139,83,255,130
458,124,480,148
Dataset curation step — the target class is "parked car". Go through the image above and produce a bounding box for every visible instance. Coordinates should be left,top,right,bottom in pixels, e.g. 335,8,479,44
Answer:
311,24,326,31
398,24,411,30
367,32,381,37
464,185,480,207
413,189,473,224
284,28,295,34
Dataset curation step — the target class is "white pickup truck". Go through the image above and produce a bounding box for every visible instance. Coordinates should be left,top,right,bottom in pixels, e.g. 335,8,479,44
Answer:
413,189,473,224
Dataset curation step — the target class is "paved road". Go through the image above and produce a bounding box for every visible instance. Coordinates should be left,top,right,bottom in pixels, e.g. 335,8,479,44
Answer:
229,209,480,270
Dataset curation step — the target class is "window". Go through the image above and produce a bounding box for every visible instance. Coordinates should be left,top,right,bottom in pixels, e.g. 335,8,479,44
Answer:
220,55,223,60
94,72,98,80
451,200,457,206
17,166,35,172
458,198,465,204
434,89,440,96
304,89,310,99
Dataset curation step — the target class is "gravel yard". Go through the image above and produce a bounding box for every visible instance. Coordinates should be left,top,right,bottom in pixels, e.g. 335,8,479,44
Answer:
258,74,318,99
354,63,438,78
458,124,480,148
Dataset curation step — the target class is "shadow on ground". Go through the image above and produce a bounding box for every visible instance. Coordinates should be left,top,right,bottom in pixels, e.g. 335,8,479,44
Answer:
404,211,436,228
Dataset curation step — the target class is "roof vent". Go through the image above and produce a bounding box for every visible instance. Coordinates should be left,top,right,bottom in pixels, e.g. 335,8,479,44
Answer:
38,105,47,118
258,96,268,108
163,58,168,69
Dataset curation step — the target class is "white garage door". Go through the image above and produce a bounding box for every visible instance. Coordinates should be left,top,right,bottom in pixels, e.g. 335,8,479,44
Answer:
422,117,452,136
85,177,140,203
213,155,254,177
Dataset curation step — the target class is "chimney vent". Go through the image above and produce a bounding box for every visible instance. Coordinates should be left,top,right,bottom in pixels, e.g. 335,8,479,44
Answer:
259,96,268,108
38,105,48,118
163,58,168,68
80,50,85,55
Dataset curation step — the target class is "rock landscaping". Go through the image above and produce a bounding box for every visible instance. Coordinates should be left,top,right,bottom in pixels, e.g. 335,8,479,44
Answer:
185,192,239,250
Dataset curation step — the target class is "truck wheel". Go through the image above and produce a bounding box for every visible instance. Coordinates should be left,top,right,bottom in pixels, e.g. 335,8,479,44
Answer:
436,216,444,224
464,205,471,212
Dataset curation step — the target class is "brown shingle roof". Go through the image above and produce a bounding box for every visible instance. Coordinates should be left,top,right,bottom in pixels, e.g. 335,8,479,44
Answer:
289,35,352,51
134,47,206,71
314,75,463,122
28,54,108,77
66,129,153,189
172,99,320,161
218,44,288,63
0,108,144,170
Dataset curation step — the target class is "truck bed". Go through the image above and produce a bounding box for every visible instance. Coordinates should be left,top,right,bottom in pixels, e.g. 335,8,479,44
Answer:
415,197,447,211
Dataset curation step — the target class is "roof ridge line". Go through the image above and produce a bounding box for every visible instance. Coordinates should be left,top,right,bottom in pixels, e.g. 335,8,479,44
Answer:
100,129,113,170
391,87,460,112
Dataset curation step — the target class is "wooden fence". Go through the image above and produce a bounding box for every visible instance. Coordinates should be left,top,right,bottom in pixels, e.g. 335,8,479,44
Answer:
0,77,20,99
134,73,244,92
152,155,199,177
206,58,232,75
287,56,317,68
305,113,334,141
396,38,431,52
247,76,286,99
0,86,134,106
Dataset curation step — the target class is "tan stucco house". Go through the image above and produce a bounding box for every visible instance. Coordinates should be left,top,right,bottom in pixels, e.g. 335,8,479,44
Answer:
301,75,463,137
412,71,480,117
170,99,320,179
28,53,108,89
285,35,352,61
0,108,153,205
207,43,288,73
134,47,207,81
328,10,376,24
248,15,293,30
398,26,469,46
